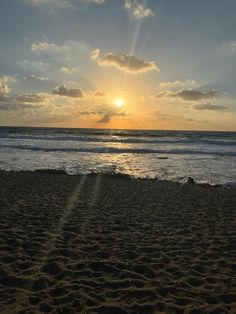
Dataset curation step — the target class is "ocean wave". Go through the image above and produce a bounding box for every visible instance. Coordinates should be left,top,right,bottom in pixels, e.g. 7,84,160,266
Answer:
1,134,236,146
0,143,236,156
1,127,236,140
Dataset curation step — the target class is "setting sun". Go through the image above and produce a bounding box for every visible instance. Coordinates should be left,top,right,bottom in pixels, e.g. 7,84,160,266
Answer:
114,98,124,109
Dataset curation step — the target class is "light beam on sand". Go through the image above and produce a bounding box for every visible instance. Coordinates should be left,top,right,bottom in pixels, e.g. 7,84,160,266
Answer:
36,175,87,269
20,175,88,305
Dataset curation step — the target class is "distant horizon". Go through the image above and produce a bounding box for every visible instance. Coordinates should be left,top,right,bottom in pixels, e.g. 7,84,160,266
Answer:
1,124,236,133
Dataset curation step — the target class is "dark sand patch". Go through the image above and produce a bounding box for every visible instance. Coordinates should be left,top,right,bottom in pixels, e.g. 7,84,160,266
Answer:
0,171,235,313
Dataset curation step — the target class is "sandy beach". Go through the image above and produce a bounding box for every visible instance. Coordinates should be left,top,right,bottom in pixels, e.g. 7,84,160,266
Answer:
0,170,235,313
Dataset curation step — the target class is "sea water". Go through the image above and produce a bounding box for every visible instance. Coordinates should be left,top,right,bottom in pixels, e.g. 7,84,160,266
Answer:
0,127,236,185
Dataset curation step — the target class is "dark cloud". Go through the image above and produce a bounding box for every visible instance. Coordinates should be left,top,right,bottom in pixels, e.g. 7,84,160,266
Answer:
155,89,217,101
0,90,49,112
0,103,37,111
97,111,126,123
91,49,159,73
193,103,227,111
97,112,111,123
78,110,97,115
52,84,84,98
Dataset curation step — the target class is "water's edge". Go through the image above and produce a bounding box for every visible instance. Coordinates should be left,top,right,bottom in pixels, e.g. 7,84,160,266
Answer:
1,169,235,188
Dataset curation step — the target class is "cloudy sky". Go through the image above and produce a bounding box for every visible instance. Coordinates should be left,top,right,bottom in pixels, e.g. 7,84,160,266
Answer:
0,0,236,130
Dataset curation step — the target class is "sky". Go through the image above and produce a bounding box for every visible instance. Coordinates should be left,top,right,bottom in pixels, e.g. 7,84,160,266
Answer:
0,0,236,130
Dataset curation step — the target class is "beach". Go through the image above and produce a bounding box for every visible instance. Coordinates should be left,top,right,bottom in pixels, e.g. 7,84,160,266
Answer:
0,170,235,313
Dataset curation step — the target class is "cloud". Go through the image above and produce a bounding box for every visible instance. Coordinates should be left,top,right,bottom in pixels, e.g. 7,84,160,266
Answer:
93,90,106,97
31,41,58,51
17,59,50,72
124,0,153,20
60,67,79,74
0,103,36,111
31,40,70,61
95,102,126,123
84,0,105,3
26,0,74,10
0,91,49,103
30,40,72,64
26,0,152,21
0,84,9,95
219,40,236,54
159,79,204,89
52,84,84,98
0,90,50,115
85,89,107,97
97,111,125,123
193,103,227,111
21,75,49,81
16,93,49,103
26,0,105,10
0,75,17,84
29,40,89,68
0,76,18,95
155,89,217,101
97,112,112,123
91,49,159,73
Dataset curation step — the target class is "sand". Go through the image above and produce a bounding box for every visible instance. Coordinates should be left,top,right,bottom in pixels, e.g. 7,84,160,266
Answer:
0,170,235,313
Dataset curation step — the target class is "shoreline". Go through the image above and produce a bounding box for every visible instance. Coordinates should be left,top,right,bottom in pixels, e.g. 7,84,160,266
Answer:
1,169,235,188
0,170,235,313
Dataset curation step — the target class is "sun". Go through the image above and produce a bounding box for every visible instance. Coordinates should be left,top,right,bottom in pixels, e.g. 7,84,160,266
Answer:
114,98,124,109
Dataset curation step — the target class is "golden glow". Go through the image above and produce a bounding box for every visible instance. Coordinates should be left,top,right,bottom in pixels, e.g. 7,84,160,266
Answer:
114,98,124,109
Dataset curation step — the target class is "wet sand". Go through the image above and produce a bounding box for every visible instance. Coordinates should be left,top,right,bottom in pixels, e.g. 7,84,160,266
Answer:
0,170,235,313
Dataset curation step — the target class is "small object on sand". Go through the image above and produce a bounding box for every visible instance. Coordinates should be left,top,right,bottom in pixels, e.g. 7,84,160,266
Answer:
186,177,195,185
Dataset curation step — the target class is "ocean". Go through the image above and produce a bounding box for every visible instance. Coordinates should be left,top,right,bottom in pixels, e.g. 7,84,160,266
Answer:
0,126,236,186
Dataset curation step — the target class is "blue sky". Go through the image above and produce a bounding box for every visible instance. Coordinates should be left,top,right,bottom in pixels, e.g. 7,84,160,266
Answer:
0,0,236,130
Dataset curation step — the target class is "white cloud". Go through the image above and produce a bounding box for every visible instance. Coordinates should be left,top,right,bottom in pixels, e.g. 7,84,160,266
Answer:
21,75,49,81
124,0,153,20
91,48,159,73
84,0,105,3
0,75,17,84
60,67,79,74
30,40,70,62
26,0,153,20
30,40,89,66
31,41,58,51
16,93,49,103
160,79,204,89
26,0,74,10
26,0,105,10
16,59,50,71
0,84,10,95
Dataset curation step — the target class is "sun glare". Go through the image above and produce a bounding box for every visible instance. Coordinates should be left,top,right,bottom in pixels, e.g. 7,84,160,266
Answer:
114,98,124,108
